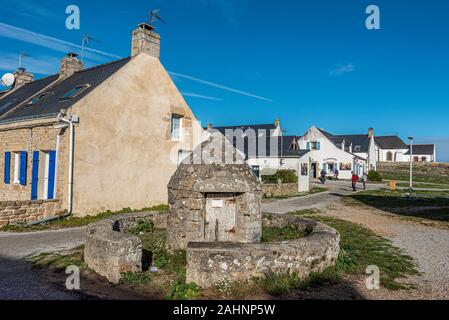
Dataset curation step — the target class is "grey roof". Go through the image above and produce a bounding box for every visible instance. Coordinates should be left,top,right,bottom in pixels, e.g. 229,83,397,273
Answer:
405,144,435,155
318,129,371,153
0,57,131,124
375,136,407,149
211,124,278,136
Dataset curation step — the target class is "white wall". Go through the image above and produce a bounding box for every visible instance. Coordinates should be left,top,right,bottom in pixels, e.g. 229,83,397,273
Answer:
377,147,410,162
247,157,299,175
299,127,367,180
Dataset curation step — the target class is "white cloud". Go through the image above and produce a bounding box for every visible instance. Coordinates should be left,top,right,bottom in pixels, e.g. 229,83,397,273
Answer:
170,71,273,102
329,63,356,76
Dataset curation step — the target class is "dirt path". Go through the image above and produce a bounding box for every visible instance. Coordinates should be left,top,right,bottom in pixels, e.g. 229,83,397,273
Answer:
319,203,449,300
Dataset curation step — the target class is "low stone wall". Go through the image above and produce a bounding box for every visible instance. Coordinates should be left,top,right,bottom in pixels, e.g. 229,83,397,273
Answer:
84,211,167,284
0,199,63,227
262,183,298,197
186,214,340,288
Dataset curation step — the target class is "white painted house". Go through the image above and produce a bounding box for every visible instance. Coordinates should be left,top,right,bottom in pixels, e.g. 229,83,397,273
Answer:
297,126,374,180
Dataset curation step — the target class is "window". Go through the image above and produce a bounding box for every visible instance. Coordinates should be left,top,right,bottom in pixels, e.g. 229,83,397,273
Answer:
251,166,260,179
13,152,27,186
28,92,52,105
308,141,321,150
177,150,191,165
386,151,393,161
0,99,18,113
171,115,182,141
60,84,90,101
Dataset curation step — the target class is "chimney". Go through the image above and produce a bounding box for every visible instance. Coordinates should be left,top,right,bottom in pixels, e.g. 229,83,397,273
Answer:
131,23,161,59
207,123,213,130
13,68,34,89
275,119,281,128
368,127,374,138
60,53,83,79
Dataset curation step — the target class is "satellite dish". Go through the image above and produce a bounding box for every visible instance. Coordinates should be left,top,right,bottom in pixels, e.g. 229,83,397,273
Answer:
1,73,15,87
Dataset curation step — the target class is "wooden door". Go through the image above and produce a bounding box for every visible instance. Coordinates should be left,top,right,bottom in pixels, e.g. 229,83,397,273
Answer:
205,194,237,242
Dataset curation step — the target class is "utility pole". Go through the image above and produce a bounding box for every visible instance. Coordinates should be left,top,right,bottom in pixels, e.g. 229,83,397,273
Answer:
408,136,414,199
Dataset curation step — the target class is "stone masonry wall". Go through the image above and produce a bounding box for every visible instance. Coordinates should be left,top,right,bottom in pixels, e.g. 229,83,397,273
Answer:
0,199,63,227
262,183,298,198
0,119,69,209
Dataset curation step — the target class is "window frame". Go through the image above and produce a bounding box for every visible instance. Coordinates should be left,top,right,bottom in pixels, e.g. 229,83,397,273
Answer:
171,114,183,141
59,84,91,101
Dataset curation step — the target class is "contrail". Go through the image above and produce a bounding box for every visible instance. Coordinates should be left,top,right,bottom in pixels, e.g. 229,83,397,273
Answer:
0,23,122,61
181,92,223,101
169,71,273,103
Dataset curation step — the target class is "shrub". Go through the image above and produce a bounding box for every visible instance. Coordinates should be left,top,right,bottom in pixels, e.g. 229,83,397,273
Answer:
262,170,298,184
368,171,383,182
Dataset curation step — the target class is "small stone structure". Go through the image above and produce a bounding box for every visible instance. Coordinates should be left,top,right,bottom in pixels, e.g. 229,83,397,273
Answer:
0,199,63,227
187,213,340,288
167,133,263,250
84,211,166,284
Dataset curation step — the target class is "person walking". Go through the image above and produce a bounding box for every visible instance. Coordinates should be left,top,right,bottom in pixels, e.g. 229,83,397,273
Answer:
362,172,368,190
320,169,327,184
351,171,359,191
334,168,340,181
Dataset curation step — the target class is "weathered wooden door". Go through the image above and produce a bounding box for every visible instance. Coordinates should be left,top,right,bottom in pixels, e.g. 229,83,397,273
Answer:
205,193,237,242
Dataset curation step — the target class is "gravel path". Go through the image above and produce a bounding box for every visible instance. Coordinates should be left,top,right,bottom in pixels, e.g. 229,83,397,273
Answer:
0,227,86,300
264,180,449,299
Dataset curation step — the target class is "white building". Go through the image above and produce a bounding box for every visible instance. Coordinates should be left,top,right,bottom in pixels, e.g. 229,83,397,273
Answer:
404,144,437,163
375,136,436,163
297,126,374,180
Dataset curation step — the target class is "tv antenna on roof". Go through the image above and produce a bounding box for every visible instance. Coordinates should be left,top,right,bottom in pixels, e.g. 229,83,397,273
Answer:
18,52,28,69
149,9,166,27
81,34,101,63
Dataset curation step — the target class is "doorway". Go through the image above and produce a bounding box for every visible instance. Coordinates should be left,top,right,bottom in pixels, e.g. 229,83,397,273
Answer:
205,193,237,242
311,163,318,179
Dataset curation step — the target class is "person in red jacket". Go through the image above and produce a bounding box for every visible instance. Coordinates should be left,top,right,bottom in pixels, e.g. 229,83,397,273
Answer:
351,172,359,191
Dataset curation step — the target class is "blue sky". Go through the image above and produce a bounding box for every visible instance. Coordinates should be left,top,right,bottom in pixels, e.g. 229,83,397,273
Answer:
1,0,449,161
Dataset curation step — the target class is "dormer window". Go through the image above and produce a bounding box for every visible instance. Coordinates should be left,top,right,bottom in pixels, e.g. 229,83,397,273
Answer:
28,92,52,105
60,84,90,101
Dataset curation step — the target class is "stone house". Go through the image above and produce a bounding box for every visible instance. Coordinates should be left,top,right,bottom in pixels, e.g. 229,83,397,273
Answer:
0,22,203,225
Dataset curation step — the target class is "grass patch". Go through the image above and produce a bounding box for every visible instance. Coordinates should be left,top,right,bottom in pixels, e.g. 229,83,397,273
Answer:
261,225,307,242
252,273,301,297
290,208,321,216
380,171,449,185
120,271,151,286
308,216,419,290
395,182,449,189
29,246,86,272
0,205,168,233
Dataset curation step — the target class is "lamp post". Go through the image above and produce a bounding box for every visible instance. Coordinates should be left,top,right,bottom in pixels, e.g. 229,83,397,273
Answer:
408,136,414,199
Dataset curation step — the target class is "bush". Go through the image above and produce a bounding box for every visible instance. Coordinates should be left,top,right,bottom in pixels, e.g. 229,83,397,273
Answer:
368,171,383,182
262,170,298,184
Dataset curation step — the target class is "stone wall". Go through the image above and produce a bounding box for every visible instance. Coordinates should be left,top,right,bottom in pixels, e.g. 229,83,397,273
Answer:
0,199,63,227
262,182,298,197
0,119,69,209
84,211,167,284
186,214,340,288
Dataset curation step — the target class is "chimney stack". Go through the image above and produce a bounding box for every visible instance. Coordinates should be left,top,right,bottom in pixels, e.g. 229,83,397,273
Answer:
60,53,83,79
131,23,161,59
13,68,34,89
368,127,374,138
275,119,281,128
207,123,213,130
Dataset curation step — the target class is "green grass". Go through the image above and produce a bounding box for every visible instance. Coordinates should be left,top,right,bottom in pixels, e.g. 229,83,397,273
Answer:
261,225,308,242
395,182,449,189
251,215,419,296
0,205,168,233
120,271,152,286
29,246,86,272
380,171,449,185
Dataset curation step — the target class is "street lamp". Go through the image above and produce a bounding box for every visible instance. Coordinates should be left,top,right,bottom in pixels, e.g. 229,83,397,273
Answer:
408,136,414,199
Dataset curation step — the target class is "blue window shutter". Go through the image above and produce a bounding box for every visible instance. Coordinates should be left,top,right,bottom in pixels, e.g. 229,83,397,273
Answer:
4,152,11,184
19,151,28,186
317,142,321,150
47,151,57,200
31,151,40,200
306,142,311,150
